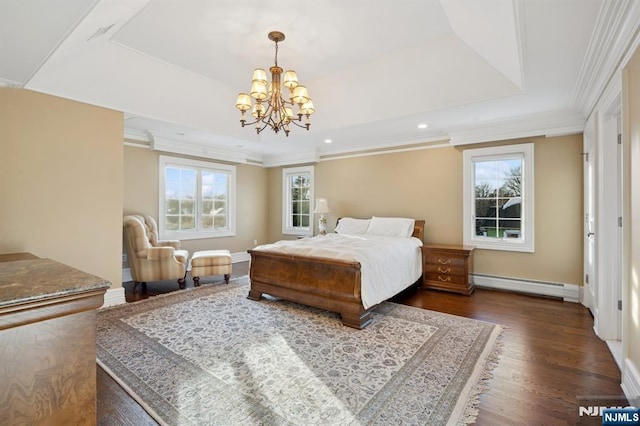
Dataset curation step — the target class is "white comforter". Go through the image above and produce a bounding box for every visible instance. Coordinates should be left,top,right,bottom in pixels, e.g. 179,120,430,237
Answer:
252,233,423,309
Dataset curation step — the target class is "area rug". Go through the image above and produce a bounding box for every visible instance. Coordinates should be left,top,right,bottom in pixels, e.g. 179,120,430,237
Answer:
97,277,503,425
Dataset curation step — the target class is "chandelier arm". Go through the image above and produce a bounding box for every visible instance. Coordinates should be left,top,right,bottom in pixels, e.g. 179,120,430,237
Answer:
237,100,274,127
287,119,310,129
255,119,272,134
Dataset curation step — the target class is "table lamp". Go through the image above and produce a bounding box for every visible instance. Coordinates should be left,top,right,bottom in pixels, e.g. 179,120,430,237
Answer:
313,198,331,235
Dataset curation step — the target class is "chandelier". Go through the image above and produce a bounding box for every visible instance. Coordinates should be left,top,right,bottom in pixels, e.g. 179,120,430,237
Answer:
235,31,315,137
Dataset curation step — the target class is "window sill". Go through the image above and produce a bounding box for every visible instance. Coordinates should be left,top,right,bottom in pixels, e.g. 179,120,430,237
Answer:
282,229,312,238
465,236,534,253
160,230,236,240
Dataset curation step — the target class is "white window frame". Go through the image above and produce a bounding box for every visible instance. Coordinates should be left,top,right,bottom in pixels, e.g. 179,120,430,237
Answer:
282,165,314,236
159,155,236,240
463,143,534,252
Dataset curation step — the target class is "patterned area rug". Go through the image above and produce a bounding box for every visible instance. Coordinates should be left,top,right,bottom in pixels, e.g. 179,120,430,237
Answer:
97,277,502,425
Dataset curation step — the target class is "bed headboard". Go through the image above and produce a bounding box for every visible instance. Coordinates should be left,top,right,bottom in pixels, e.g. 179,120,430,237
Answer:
336,218,425,243
412,220,425,242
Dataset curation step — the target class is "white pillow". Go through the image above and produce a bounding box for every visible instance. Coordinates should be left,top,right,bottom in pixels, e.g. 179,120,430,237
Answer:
335,218,371,235
366,217,415,238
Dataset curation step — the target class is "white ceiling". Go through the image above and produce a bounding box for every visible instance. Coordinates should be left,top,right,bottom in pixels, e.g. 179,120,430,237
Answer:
0,0,627,166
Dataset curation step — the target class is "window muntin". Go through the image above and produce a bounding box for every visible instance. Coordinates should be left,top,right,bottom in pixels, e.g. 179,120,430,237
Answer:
160,156,235,240
463,144,534,252
282,166,314,236
474,158,522,238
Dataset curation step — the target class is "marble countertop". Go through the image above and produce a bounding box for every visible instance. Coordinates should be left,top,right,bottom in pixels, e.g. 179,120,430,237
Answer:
0,254,111,308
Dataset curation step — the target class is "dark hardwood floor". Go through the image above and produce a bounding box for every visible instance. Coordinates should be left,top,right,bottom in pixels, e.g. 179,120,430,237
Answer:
98,263,624,425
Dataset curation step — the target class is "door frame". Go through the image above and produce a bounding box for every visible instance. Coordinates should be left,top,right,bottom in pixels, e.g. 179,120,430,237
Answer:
590,86,623,341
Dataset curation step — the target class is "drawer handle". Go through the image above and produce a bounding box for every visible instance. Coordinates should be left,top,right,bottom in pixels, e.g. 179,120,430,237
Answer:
437,275,451,282
437,258,451,265
438,267,451,273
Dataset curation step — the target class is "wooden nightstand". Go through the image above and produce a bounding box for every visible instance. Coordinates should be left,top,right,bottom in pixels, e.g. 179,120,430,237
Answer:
421,244,475,295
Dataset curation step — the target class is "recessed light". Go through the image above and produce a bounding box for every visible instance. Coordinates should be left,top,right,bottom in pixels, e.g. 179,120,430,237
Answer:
418,123,428,129
324,139,332,144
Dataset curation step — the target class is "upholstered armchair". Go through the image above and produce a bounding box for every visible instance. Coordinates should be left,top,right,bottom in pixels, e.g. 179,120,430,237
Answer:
123,215,189,290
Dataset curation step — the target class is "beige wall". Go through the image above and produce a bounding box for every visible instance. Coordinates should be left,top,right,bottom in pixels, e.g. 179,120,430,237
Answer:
0,88,123,288
470,135,584,284
123,145,269,256
268,134,583,286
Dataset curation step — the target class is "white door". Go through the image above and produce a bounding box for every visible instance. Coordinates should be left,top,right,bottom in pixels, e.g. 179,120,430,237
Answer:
583,118,596,314
595,111,622,341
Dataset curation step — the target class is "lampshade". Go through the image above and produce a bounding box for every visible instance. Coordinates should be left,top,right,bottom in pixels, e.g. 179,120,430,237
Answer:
300,100,315,115
250,81,268,100
252,68,267,85
292,85,309,105
283,70,299,89
235,93,252,111
314,198,331,214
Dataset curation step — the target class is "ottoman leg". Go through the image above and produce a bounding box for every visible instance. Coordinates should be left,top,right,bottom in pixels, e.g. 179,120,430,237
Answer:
193,276,200,287
224,273,230,284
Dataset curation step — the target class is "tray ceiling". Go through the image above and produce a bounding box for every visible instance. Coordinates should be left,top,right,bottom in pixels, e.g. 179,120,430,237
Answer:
0,0,610,164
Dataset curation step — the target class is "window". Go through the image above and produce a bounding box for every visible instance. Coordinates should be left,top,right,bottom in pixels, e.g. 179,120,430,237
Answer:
463,143,534,252
282,166,314,236
159,156,236,240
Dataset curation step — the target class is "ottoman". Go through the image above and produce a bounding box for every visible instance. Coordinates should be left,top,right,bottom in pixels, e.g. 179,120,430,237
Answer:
190,250,232,286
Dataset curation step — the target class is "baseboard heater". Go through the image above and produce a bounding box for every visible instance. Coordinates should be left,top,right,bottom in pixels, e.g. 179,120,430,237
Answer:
472,274,580,303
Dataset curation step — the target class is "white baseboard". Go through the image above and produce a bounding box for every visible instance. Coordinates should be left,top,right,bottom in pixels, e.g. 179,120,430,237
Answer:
232,251,250,263
472,274,580,303
606,340,624,370
101,286,126,308
122,267,132,283
622,358,640,406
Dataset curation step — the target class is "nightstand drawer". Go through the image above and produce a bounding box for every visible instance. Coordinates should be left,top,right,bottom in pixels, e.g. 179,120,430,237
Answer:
424,273,467,285
423,264,465,276
423,255,466,268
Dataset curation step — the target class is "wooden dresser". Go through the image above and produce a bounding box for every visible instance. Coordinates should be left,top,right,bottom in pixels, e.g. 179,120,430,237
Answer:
0,253,110,425
421,244,475,295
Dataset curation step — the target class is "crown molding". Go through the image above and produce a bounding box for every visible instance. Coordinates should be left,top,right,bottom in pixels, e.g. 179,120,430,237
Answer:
262,150,320,168
571,0,640,117
123,128,151,142
319,140,449,163
448,110,585,146
0,78,23,88
125,110,584,168
151,135,251,164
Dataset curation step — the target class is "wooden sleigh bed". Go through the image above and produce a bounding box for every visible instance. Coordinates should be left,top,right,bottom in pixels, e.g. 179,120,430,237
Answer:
247,219,425,329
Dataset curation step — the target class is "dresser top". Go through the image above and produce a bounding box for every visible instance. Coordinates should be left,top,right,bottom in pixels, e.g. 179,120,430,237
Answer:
0,254,111,308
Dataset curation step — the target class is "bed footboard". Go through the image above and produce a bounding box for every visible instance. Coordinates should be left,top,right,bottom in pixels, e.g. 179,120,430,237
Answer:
247,249,372,329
